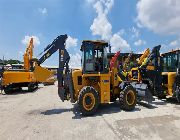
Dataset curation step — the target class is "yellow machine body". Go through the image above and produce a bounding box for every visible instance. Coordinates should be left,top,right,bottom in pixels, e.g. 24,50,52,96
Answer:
72,69,112,103
2,71,36,86
129,48,152,81
162,72,177,96
2,65,53,86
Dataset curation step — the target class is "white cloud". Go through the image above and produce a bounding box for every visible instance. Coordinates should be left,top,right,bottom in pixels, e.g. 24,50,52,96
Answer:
137,51,144,54
130,26,140,38
134,39,146,46
66,36,78,49
90,0,113,40
21,35,40,46
38,8,47,15
90,14,112,40
136,0,180,35
86,0,96,4
117,29,126,36
69,53,81,68
110,33,131,52
169,40,179,47
168,39,180,51
161,44,179,53
18,51,23,55
88,0,130,52
65,36,80,68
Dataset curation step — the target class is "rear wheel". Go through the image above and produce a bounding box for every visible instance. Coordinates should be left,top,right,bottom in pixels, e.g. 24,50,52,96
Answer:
119,85,137,111
78,86,99,116
28,83,37,92
4,87,12,94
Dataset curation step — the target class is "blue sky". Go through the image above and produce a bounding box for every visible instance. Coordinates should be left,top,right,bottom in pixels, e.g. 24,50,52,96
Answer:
0,0,180,67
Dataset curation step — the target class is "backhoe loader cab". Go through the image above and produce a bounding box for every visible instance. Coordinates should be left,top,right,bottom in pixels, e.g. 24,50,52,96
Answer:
162,50,180,72
81,40,108,74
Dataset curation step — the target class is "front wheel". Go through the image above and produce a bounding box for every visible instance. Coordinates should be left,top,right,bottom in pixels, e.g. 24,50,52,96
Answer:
78,86,99,116
119,85,137,111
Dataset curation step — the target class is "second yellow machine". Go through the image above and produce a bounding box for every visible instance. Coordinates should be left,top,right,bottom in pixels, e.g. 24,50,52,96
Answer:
0,38,54,94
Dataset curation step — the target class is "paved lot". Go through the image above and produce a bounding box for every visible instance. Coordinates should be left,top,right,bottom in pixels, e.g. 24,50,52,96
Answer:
0,83,180,140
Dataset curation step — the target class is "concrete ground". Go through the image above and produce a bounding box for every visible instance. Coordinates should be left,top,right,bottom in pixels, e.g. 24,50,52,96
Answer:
0,83,180,140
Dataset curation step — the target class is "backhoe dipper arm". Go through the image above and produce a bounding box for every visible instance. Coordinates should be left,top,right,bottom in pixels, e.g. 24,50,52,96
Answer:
36,34,71,102
140,45,161,69
38,35,69,65
139,45,163,95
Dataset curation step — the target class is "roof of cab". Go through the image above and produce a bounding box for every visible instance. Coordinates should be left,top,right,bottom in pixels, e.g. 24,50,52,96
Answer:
161,49,180,56
81,40,108,50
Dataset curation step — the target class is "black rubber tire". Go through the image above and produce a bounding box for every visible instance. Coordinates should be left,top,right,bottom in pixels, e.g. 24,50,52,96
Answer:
78,86,99,116
16,87,22,92
4,87,12,94
28,83,35,92
119,85,137,111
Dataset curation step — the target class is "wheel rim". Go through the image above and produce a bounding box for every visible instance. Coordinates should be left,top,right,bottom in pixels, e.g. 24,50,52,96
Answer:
82,93,95,111
126,90,135,106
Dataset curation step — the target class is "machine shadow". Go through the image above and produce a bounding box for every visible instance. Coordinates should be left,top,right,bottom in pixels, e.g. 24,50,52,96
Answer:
40,98,180,117
2,87,42,95
165,98,180,105
41,108,72,115
138,101,158,109
72,101,141,119
40,102,140,119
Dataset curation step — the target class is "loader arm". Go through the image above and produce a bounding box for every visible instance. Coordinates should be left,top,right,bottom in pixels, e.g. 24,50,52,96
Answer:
24,38,34,71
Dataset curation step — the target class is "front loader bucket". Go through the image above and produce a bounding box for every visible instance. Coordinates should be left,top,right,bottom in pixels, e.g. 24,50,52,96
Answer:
131,82,155,102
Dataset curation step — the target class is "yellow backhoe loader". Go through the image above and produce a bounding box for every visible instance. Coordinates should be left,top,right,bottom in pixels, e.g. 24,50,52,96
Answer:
34,34,154,116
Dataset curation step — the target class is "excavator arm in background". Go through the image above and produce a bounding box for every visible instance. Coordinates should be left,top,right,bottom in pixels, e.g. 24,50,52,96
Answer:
140,45,161,69
24,38,34,71
138,48,150,65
